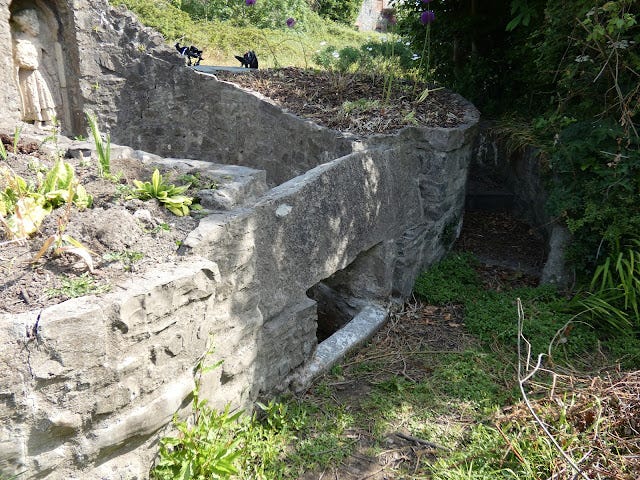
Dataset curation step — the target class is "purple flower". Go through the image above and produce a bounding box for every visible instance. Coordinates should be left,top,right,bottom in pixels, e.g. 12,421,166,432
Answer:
286,17,296,28
421,0,432,3
420,10,435,25
245,0,255,5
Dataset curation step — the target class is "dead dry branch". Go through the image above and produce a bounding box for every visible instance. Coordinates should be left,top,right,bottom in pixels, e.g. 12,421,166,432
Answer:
511,298,640,480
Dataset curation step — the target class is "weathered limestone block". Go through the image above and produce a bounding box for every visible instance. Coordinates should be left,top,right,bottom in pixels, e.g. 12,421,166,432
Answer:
197,299,265,410
541,224,573,288
26,300,113,401
0,427,25,477
0,259,226,478
289,304,388,391
116,263,218,332
181,210,260,301
256,297,318,394
89,373,194,454
253,148,424,320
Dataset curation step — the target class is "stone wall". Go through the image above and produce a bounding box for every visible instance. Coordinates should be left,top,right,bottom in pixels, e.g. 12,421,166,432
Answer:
0,1,480,478
0,119,477,478
355,0,389,32
2,0,354,186
470,123,573,285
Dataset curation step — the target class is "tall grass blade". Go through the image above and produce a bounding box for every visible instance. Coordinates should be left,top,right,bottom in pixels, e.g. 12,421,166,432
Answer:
86,112,111,176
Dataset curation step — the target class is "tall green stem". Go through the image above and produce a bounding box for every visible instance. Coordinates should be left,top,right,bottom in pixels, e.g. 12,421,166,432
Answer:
383,33,396,104
418,24,431,81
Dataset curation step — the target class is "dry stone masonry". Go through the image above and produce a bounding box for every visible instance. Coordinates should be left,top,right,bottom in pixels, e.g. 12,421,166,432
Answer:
0,0,480,477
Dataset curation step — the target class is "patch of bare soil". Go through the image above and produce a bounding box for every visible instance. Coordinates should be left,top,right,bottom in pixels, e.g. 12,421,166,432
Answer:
0,136,201,315
214,67,469,135
456,209,547,283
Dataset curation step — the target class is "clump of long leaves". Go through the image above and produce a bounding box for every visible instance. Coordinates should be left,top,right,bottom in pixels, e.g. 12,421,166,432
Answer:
132,169,193,216
567,237,640,333
86,111,112,177
152,401,242,480
0,158,92,238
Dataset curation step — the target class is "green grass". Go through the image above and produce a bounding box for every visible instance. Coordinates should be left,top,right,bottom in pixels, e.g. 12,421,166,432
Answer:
148,252,640,478
102,250,144,271
46,273,111,298
415,253,601,362
110,0,378,69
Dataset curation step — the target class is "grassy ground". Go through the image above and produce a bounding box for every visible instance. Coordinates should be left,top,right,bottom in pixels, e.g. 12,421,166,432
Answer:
152,253,639,480
111,0,379,69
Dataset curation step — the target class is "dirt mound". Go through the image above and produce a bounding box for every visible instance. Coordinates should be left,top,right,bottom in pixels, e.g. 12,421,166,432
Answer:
213,67,469,135
0,140,199,315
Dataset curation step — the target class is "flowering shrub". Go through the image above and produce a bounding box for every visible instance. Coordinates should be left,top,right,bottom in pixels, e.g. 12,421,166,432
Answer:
312,40,415,77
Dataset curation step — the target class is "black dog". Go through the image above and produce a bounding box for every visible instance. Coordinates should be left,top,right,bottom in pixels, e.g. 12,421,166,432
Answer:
234,51,258,69
175,43,204,66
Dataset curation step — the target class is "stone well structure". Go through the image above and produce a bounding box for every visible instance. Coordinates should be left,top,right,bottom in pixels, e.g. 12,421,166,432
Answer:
0,0,480,478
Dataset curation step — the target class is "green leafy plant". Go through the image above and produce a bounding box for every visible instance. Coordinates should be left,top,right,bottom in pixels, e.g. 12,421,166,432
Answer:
103,250,144,272
86,111,112,177
0,159,92,239
41,157,92,209
132,169,193,216
546,120,640,273
46,272,111,298
566,237,640,333
152,348,242,480
152,403,242,479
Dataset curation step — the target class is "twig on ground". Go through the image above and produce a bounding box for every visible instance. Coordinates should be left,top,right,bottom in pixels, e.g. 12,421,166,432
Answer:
495,422,527,466
341,350,466,368
394,432,448,451
516,298,591,480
